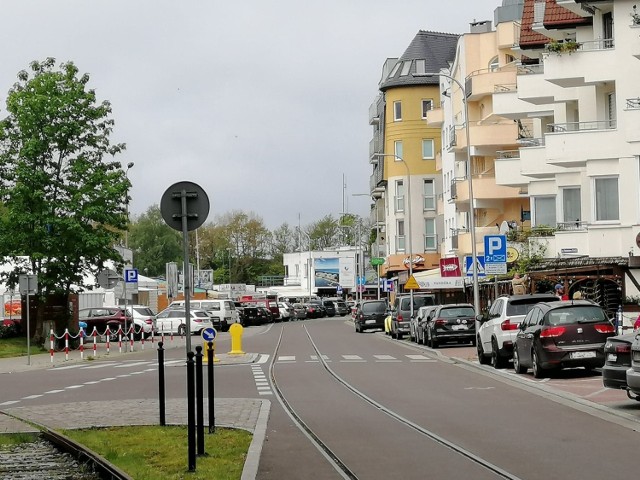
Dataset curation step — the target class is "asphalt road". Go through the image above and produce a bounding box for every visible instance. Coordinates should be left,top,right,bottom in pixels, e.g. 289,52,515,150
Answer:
2,317,640,480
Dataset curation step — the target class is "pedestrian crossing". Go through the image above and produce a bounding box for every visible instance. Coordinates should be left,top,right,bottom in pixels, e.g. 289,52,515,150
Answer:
275,354,437,363
48,359,183,371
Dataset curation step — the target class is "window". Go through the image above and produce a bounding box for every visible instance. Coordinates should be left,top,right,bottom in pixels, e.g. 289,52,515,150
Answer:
395,180,405,212
424,218,437,251
422,139,434,159
396,220,405,251
394,101,402,121
533,196,556,227
400,60,411,76
562,187,581,223
394,140,403,160
388,62,401,78
421,99,433,119
594,176,619,221
489,56,499,71
415,59,426,75
423,179,435,210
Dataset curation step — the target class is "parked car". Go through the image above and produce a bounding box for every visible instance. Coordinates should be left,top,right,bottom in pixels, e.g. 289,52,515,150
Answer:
322,300,337,317
257,306,275,323
303,302,324,319
602,333,635,390
354,300,388,333
477,293,559,369
513,300,615,378
424,304,476,348
125,305,155,339
390,293,436,340
292,303,307,320
414,305,438,345
277,302,295,321
78,307,129,339
333,300,350,317
307,301,327,318
169,299,239,332
154,308,213,335
627,335,640,400
239,306,270,326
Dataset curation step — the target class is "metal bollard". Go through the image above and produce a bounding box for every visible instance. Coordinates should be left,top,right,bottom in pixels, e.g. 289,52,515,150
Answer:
228,323,245,355
207,340,215,434
157,341,166,426
186,351,196,471
195,346,205,456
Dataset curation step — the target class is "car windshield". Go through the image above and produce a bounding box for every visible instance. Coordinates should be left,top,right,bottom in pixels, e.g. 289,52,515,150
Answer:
335,301,347,308
506,297,557,316
400,296,434,310
362,302,386,314
439,307,475,318
133,307,154,316
194,311,209,318
546,306,607,325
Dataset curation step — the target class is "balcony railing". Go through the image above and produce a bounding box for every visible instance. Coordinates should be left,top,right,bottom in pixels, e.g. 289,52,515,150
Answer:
496,150,520,159
556,221,588,231
494,83,517,93
518,137,545,147
626,98,640,110
547,120,616,132
517,63,544,75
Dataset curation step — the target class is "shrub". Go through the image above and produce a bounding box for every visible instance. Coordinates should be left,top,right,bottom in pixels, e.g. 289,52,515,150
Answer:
0,321,19,339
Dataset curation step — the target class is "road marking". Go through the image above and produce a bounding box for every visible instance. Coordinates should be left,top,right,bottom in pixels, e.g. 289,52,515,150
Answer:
81,362,119,369
66,385,84,389
256,382,269,386
406,355,435,362
277,356,296,362
464,387,495,390
257,354,270,364
342,355,363,360
44,389,65,393
21,394,42,400
116,374,131,378
102,377,116,382
49,364,85,371
83,381,100,385
585,388,609,398
258,391,273,395
373,355,398,361
114,362,150,368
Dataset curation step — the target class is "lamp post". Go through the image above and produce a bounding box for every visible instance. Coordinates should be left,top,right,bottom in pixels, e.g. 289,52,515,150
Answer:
124,162,134,249
226,247,231,283
414,71,480,315
373,153,413,318
300,230,312,301
352,193,381,300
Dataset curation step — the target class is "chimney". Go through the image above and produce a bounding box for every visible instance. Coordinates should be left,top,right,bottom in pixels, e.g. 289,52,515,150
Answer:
469,20,492,34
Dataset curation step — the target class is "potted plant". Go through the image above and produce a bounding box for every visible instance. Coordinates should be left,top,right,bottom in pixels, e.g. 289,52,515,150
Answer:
562,39,581,53
546,40,563,53
632,5,640,25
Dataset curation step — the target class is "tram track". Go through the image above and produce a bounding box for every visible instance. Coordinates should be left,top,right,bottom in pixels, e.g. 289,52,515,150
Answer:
268,323,522,480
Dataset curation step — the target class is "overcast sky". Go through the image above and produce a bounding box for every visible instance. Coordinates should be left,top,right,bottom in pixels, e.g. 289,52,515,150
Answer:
1,0,501,230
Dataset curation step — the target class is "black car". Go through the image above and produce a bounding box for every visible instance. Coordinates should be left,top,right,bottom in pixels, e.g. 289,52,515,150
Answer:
354,300,388,333
322,300,336,317
239,306,270,326
425,304,476,348
602,333,635,389
513,300,615,378
304,302,324,319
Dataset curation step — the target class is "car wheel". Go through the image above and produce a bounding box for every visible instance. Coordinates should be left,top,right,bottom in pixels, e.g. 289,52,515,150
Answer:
491,339,507,369
397,331,404,340
178,324,186,337
513,346,527,374
477,338,490,365
532,348,546,379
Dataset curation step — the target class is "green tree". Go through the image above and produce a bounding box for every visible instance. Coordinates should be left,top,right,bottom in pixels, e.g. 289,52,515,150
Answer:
128,205,182,277
0,58,127,340
308,215,340,249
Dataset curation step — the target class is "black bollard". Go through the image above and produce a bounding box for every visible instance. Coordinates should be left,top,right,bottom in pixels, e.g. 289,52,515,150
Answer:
207,340,215,433
195,346,205,456
157,341,166,426
186,351,196,471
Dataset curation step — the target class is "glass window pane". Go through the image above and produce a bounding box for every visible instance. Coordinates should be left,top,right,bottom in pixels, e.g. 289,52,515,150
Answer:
395,141,403,159
595,177,619,220
400,60,411,76
534,196,556,227
422,139,434,159
422,99,433,118
562,188,581,223
394,101,402,121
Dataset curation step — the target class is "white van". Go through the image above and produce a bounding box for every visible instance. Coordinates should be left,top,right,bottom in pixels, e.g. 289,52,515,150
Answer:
168,299,239,332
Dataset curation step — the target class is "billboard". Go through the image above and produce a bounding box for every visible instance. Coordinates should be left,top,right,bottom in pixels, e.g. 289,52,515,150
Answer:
314,258,340,287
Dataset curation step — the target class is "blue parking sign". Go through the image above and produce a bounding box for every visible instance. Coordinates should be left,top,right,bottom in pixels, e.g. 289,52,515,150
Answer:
125,268,138,283
484,235,507,263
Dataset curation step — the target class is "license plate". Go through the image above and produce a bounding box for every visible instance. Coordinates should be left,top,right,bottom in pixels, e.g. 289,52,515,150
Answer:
570,351,596,359
607,353,617,363
365,319,376,324
452,325,467,331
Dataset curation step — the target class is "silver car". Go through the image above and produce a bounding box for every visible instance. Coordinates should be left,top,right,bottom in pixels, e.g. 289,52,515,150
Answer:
154,308,213,335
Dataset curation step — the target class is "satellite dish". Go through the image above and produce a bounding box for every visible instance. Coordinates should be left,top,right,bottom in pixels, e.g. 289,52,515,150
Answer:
499,221,509,234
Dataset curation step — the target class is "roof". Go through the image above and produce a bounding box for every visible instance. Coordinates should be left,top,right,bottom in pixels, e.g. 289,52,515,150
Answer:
379,31,459,91
527,256,628,272
519,0,591,50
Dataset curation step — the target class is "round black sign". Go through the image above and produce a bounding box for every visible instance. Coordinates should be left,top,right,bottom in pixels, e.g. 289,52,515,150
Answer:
160,181,210,232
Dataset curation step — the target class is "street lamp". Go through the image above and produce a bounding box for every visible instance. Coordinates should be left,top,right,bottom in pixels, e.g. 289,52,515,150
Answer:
226,247,232,283
353,193,382,300
372,153,413,318
299,230,312,301
413,71,480,315
124,162,134,249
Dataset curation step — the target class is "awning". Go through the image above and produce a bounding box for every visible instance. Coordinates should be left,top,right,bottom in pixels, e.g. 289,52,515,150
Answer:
411,270,466,290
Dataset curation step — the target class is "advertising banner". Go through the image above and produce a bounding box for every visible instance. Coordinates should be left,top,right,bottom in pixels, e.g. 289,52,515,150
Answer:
314,258,340,287
339,256,356,288
439,257,462,277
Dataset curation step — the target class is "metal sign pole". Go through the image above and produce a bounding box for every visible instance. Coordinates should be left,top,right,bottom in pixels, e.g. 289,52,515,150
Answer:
26,291,30,366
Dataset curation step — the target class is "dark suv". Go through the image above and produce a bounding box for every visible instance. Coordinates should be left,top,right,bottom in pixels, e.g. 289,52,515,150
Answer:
425,303,476,348
354,300,388,333
391,294,436,340
322,300,337,317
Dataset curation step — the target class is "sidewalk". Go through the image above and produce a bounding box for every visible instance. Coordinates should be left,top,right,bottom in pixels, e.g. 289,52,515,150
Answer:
0,337,269,480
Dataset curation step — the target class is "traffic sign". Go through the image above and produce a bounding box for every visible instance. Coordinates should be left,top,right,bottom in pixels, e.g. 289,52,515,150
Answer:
464,256,486,277
125,268,139,283
201,327,217,342
97,269,120,289
336,285,343,295
404,275,420,290
19,274,38,295
484,234,507,275
370,257,385,266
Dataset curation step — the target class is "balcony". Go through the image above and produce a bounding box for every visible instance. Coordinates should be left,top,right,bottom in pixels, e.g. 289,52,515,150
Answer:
369,136,382,159
369,98,381,125
519,143,563,179
425,106,444,127
493,88,554,119
545,121,618,165
454,121,519,151
465,66,517,101
543,39,616,88
453,175,523,207
455,226,499,256
495,150,529,187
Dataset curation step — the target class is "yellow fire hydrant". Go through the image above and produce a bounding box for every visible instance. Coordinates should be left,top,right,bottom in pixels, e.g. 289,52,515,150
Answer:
228,323,245,355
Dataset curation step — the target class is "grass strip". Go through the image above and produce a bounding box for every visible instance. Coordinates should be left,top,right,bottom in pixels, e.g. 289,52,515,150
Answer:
63,425,252,480
0,337,46,359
